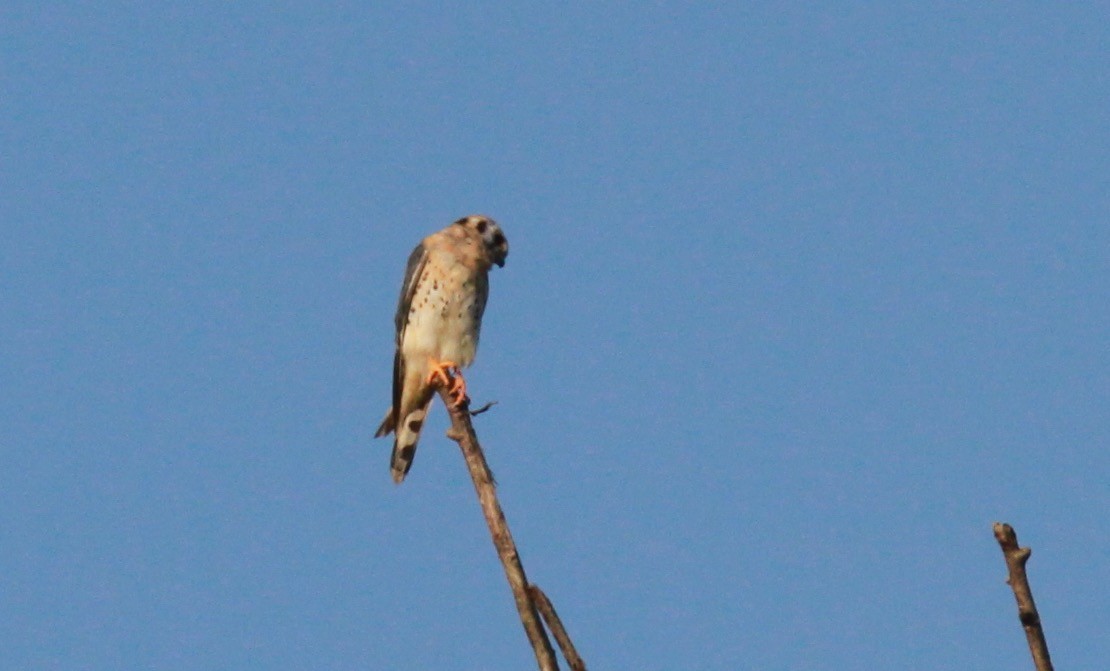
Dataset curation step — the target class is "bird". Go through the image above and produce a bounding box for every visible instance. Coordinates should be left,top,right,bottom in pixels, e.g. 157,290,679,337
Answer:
375,215,509,483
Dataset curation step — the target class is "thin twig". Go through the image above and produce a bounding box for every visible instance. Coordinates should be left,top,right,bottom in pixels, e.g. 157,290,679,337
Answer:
993,522,1054,671
530,584,587,671
437,385,559,671
470,400,498,416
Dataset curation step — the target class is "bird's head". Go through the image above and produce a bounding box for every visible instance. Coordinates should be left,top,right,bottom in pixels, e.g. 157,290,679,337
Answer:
455,215,508,268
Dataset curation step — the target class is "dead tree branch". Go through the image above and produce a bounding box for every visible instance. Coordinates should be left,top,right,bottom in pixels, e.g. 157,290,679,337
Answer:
993,522,1054,671
436,386,560,671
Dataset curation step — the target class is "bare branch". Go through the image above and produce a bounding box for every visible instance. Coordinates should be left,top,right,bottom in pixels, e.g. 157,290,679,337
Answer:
437,385,559,671
530,584,587,671
993,522,1054,671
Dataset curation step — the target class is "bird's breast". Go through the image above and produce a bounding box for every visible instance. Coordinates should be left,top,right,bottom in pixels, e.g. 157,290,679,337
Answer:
402,262,484,367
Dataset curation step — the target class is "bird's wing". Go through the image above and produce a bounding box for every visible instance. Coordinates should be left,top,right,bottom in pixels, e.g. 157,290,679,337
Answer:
390,241,429,429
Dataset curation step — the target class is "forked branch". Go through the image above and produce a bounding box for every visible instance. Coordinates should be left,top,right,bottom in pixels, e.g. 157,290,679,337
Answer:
531,584,587,671
993,522,1054,671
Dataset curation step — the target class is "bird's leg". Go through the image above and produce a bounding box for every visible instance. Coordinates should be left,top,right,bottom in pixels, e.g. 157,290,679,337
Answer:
426,360,469,408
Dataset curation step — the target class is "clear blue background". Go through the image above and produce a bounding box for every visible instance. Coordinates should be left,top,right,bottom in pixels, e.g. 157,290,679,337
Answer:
2,3,1107,669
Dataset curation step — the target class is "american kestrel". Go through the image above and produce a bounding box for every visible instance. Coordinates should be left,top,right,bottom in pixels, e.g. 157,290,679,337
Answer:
374,215,509,483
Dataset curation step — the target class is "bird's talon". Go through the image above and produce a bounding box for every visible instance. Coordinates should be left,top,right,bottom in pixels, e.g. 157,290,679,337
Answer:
426,360,459,388
426,360,469,408
448,375,469,408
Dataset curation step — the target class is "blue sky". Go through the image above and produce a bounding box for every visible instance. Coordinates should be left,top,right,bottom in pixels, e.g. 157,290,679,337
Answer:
2,3,1107,669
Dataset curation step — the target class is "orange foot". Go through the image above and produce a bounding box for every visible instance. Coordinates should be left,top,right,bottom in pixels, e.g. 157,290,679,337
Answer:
427,360,469,408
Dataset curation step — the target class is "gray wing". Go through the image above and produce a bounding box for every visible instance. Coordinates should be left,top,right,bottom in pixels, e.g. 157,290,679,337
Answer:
394,242,428,341
389,242,428,431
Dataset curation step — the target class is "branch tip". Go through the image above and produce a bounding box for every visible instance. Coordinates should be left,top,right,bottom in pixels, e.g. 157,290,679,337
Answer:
993,522,1054,671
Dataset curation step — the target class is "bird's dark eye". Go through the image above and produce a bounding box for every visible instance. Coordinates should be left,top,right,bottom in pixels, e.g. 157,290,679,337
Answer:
476,220,488,234
492,232,505,246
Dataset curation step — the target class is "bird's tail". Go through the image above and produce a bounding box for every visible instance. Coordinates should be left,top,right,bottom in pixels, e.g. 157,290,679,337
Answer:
377,397,434,484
